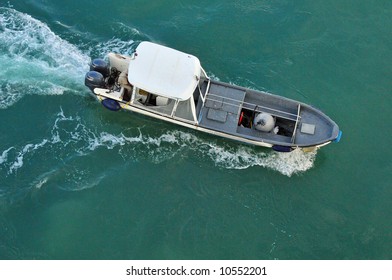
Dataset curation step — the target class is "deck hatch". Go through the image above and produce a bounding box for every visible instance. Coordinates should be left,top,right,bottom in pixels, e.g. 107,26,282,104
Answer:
301,123,316,135
207,108,227,123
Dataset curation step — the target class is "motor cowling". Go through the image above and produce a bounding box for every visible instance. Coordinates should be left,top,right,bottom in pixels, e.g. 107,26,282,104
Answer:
85,71,105,92
90,58,109,78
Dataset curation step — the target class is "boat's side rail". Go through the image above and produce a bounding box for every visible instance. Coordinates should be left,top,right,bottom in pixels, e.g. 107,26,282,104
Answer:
291,104,301,143
198,79,210,104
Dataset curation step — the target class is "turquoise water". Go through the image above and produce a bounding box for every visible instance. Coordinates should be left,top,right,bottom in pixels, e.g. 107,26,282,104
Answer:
0,0,391,259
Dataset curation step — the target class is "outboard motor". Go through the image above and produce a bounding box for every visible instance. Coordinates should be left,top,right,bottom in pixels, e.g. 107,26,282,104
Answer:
85,71,105,92
90,58,109,78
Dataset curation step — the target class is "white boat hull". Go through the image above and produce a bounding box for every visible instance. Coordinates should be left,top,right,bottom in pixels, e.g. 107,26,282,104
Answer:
85,41,341,152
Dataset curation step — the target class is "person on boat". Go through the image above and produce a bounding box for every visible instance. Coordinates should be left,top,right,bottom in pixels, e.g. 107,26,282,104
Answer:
118,71,133,102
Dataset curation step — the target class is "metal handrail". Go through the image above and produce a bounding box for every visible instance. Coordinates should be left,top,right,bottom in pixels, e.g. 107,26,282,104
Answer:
205,93,300,121
291,104,302,143
197,79,211,124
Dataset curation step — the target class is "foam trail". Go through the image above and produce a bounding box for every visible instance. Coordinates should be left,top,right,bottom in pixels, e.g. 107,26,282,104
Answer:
1,108,317,199
79,128,316,176
33,177,49,190
77,124,317,176
8,139,49,174
92,37,136,58
203,141,316,176
88,21,156,59
0,7,90,109
57,110,317,176
0,147,14,165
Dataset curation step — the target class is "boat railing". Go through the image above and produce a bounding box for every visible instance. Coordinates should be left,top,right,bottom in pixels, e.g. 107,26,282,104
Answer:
197,69,210,104
197,79,211,123
291,104,301,143
205,93,300,122
201,79,211,103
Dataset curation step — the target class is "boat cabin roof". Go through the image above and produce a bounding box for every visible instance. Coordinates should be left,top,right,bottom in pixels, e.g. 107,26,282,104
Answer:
127,41,201,101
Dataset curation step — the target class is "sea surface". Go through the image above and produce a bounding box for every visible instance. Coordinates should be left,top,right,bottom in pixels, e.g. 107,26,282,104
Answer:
0,0,391,259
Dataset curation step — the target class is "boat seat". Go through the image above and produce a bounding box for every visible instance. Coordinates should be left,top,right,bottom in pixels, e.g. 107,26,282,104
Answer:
156,96,169,106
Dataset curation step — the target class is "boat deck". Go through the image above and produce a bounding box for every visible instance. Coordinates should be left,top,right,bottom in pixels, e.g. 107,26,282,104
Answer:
198,82,245,135
198,81,297,145
197,80,338,147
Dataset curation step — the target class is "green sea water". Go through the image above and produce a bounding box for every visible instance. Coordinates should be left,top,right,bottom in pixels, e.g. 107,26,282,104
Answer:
0,0,391,259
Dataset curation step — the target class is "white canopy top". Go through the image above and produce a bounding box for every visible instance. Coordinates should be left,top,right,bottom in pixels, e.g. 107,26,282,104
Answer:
127,41,201,101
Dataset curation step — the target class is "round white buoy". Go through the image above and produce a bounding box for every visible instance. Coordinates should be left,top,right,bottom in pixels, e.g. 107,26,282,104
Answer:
253,113,275,132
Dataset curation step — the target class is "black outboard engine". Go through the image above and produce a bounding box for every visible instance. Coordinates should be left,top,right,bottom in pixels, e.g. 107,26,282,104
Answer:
85,58,109,92
85,71,105,92
90,58,109,77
